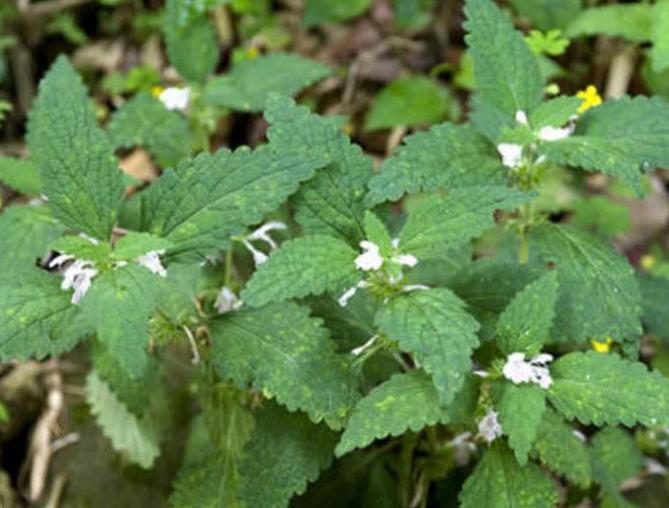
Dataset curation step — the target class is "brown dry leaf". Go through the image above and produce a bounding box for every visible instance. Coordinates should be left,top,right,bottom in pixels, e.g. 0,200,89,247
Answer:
120,149,158,183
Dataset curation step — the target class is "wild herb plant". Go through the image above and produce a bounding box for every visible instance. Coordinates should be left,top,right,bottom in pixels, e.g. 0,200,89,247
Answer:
2,0,669,506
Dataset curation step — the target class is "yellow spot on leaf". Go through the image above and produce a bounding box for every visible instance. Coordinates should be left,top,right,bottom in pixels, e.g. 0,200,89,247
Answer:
576,85,602,114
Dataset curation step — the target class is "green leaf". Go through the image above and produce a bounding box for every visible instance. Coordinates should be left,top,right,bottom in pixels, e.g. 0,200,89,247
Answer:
49,236,112,265
459,441,558,508
392,0,435,31
529,224,642,343
113,232,173,260
639,274,669,342
548,351,669,427
364,123,505,206
81,265,162,378
169,0,229,28
497,383,546,465
238,403,337,508
0,268,90,361
565,4,652,42
375,288,480,405
85,371,161,469
650,1,669,73
398,186,531,260
529,96,582,129
108,92,193,168
0,204,66,272
27,56,124,240
365,76,457,131
508,0,582,31
335,371,452,457
532,408,592,488
496,271,559,355
464,0,543,134
590,427,644,497
303,0,371,26
241,235,360,307
571,196,632,237
210,302,358,429
363,211,393,255
265,95,370,244
164,0,218,82
0,156,41,196
538,96,669,191
204,53,330,112
144,145,326,260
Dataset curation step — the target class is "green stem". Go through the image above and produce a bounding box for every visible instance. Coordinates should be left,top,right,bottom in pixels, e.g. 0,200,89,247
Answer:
224,247,234,289
398,433,417,507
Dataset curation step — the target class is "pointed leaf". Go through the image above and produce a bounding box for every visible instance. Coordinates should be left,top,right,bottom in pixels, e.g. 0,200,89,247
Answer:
0,156,41,196
497,383,547,465
590,427,644,497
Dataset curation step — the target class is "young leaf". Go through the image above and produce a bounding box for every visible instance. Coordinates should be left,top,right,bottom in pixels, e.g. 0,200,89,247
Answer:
459,441,558,508
164,0,218,82
363,211,393,255
398,186,531,260
210,302,358,429
265,95,370,244
529,224,642,343
108,92,193,168
464,0,543,136
238,404,337,508
203,53,330,112
0,204,66,272
27,56,124,240
49,236,112,265
548,351,669,427
532,408,592,488
590,427,644,498
81,265,162,378
0,156,41,196
85,371,161,469
0,269,91,360
496,383,547,466
364,123,505,206
496,270,559,355
335,371,453,457
529,96,582,129
143,145,327,260
374,288,480,405
113,232,173,260
538,96,669,191
241,235,360,308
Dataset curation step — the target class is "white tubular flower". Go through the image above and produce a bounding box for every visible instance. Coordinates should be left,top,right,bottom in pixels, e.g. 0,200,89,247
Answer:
515,110,529,126
59,259,98,305
355,241,384,271
449,432,476,466
393,253,418,267
351,335,379,356
136,250,167,277
497,143,523,168
78,233,100,245
572,430,587,442
502,352,554,390
215,286,243,314
537,125,574,142
337,280,369,307
242,240,269,266
402,284,430,293
477,409,503,443
247,221,287,250
159,87,191,111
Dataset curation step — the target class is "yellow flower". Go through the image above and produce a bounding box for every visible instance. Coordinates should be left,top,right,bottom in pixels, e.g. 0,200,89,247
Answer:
245,46,260,60
576,85,602,113
641,254,656,270
592,336,612,353
151,86,165,98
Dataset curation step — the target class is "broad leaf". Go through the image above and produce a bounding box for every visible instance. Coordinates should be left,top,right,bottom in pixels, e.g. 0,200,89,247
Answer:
0,156,41,196
375,288,480,405
538,96,669,191
204,53,330,112
496,383,546,465
639,274,669,342
113,232,173,260
565,4,652,42
0,268,90,360
398,186,530,260
529,224,642,343
496,270,559,355
241,235,360,307
49,236,112,265
590,427,644,498
529,96,582,129
210,302,358,429
238,404,337,508
365,123,505,206
266,95,370,244
81,264,162,378
508,0,582,31
548,351,669,427
27,56,124,240
459,441,558,508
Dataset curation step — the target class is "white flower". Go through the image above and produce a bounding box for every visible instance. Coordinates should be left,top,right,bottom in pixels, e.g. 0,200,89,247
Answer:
402,284,429,293
477,409,503,443
338,280,369,307
572,429,587,442
393,253,418,267
159,87,191,111
351,335,379,356
497,143,523,168
502,352,554,390
355,241,384,271
515,110,529,126
247,221,287,250
49,256,98,305
449,432,476,465
537,125,573,142
214,286,243,314
136,250,167,277
646,458,667,476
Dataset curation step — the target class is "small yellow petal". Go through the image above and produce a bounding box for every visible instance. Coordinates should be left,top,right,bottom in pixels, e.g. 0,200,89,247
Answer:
576,84,602,113
592,336,612,353
151,86,165,98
